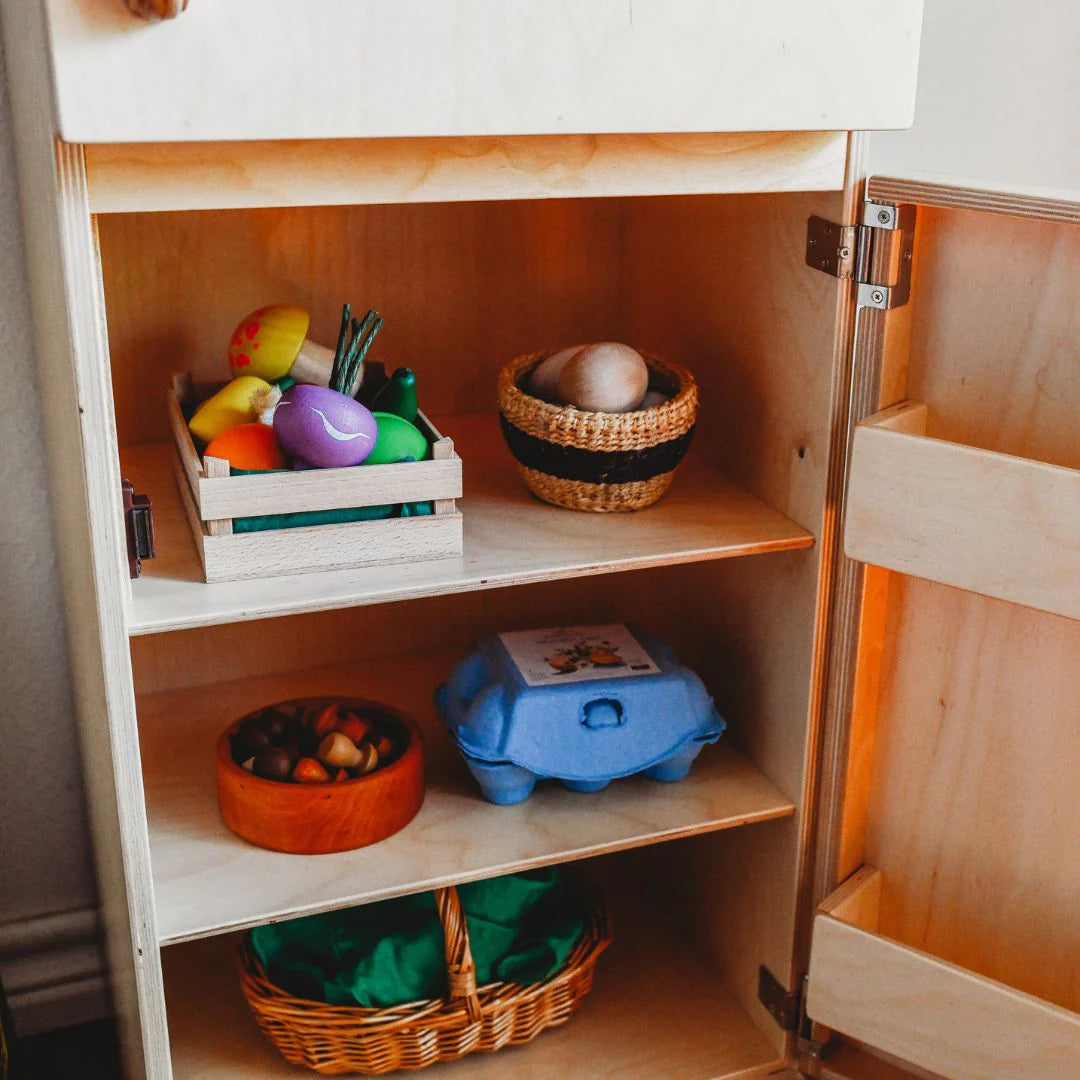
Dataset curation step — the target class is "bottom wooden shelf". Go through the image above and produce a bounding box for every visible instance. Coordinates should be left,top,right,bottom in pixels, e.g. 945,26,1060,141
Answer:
162,873,785,1079
807,867,1080,1080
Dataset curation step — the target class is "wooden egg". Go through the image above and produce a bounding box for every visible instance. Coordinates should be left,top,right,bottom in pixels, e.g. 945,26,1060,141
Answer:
204,423,287,471
556,342,649,413
528,345,584,402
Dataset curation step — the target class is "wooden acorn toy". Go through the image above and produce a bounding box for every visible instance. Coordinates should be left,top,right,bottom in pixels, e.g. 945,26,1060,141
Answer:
318,732,379,774
228,305,352,391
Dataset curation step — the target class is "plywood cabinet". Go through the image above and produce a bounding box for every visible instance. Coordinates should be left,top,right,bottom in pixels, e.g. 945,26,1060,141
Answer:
7,2,1079,1079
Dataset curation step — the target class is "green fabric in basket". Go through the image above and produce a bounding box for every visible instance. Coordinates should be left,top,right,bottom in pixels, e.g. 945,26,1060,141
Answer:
249,868,588,1008
228,467,432,532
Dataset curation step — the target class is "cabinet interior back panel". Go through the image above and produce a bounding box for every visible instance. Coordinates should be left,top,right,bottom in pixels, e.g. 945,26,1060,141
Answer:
866,207,1080,1012
123,188,848,1052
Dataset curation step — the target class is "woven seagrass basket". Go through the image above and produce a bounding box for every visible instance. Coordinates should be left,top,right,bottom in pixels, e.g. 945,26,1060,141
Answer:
239,884,610,1075
498,349,698,512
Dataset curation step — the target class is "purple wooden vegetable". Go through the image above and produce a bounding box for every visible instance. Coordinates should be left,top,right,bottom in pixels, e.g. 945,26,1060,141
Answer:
273,384,377,468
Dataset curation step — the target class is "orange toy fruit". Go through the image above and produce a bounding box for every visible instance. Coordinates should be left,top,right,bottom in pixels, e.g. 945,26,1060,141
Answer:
204,423,286,471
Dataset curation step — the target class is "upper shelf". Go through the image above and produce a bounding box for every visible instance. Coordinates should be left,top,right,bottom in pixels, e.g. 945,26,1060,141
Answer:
123,413,814,636
46,0,923,144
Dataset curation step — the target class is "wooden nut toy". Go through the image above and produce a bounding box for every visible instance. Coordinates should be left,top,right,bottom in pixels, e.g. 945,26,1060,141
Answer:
293,757,330,783
318,733,380,775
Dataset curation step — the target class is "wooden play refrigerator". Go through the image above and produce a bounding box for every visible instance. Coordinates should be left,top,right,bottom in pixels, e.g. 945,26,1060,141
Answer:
5,2,1078,1078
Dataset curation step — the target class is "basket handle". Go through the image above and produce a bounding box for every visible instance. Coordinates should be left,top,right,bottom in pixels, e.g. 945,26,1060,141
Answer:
434,887,482,1023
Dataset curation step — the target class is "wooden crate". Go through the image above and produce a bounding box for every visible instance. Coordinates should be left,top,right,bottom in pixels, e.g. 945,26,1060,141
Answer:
168,373,463,583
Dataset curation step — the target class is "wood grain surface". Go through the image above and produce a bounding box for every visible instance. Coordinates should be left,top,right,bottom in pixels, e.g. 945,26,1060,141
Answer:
46,0,921,142
808,869,1080,1080
139,650,795,945
86,132,849,214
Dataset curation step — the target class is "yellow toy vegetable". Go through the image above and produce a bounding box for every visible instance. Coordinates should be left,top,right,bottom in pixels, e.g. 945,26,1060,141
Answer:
188,375,273,444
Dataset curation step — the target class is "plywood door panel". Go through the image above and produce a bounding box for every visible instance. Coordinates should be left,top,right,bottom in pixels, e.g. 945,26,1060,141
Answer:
47,0,923,142
857,206,1080,1019
871,0,1080,202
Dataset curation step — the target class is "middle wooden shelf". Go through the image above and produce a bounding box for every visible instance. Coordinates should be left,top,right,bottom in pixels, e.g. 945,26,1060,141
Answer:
123,412,814,636
139,648,795,946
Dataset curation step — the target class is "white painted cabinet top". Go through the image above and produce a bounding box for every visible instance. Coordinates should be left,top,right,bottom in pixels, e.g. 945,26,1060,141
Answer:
46,0,923,144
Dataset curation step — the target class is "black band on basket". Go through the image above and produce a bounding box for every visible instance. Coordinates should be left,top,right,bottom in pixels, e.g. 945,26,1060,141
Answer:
499,416,696,484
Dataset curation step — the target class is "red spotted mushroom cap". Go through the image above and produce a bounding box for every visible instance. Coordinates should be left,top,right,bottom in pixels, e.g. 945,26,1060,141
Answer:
228,305,310,381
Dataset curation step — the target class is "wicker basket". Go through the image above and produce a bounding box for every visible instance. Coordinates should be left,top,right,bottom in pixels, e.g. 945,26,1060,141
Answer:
239,884,610,1075
498,349,698,512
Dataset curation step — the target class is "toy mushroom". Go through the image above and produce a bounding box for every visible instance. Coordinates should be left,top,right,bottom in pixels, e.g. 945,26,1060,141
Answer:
228,305,343,390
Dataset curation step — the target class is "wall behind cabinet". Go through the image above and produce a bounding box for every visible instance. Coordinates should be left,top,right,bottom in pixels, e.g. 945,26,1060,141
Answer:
0,41,105,1034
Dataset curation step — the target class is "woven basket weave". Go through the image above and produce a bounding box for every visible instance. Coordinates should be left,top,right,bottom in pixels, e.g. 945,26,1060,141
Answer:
498,349,698,512
239,884,610,1075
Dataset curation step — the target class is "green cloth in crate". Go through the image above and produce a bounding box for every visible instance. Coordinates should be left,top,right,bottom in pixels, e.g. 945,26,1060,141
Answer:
249,868,588,1008
228,467,432,532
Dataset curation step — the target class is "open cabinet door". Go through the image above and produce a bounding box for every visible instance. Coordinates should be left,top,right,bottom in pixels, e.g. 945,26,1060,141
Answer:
801,8,1080,1075
869,0,1080,204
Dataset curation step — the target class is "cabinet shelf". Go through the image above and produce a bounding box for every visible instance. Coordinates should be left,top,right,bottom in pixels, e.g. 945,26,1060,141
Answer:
124,413,814,636
844,402,1080,621
141,650,795,946
808,868,1080,1080
162,871,784,1079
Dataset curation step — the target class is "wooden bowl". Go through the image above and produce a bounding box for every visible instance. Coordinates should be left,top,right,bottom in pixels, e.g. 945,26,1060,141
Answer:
215,697,424,854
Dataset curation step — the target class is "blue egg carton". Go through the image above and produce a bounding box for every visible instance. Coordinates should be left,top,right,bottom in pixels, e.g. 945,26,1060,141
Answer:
435,625,725,804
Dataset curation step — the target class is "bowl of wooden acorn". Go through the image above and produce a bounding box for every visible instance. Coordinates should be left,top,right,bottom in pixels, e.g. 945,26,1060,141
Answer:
215,697,424,854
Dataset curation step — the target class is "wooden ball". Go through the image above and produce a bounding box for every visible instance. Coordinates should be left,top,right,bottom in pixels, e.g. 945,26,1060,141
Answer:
556,342,648,413
528,345,585,402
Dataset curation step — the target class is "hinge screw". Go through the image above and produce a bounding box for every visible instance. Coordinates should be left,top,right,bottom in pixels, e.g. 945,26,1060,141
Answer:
877,208,891,224
870,289,885,304
837,245,850,259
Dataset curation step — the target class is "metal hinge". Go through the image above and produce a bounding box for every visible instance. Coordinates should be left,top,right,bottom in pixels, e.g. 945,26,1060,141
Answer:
122,478,156,579
758,967,839,1068
805,200,916,310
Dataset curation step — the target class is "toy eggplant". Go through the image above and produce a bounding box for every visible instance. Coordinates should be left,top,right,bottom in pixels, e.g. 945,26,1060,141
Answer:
274,384,378,468
270,304,384,468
